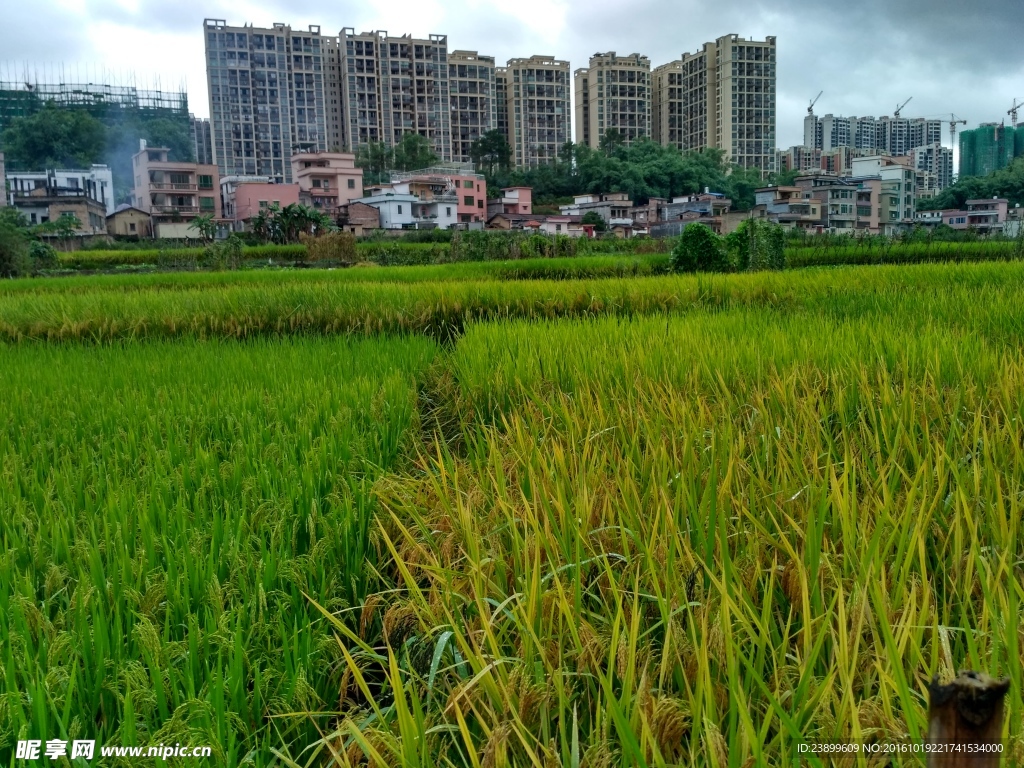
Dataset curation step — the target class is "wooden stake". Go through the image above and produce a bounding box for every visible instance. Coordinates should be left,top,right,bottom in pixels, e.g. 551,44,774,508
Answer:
928,671,1010,768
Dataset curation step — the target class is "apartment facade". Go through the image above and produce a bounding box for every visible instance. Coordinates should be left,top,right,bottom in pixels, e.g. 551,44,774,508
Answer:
190,115,214,165
651,60,683,149
204,19,329,183
131,143,222,238
495,68,510,146
505,56,571,168
0,152,7,207
910,143,953,191
804,113,942,155
339,29,452,161
5,165,113,217
448,50,497,163
656,35,776,174
574,52,651,149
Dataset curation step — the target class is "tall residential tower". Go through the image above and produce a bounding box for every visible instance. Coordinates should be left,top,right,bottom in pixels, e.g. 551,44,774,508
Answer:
652,34,776,174
574,52,651,149
204,19,329,183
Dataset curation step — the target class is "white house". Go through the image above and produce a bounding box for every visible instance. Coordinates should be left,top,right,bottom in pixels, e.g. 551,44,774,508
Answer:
353,191,458,230
6,165,115,216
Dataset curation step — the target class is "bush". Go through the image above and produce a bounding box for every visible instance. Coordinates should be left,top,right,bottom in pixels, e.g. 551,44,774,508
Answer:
671,223,727,273
0,224,31,277
28,241,59,271
302,231,357,265
727,218,785,271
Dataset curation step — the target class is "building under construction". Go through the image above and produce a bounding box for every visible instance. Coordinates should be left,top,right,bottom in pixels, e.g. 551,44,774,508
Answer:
0,73,189,134
959,123,1022,178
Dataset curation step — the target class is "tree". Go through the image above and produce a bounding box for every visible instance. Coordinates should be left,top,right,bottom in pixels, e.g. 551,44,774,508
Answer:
188,214,217,244
599,129,626,156
393,133,438,171
469,130,512,177
36,213,82,252
581,211,607,232
1,104,106,169
671,223,727,273
0,214,31,277
250,203,336,245
355,141,394,185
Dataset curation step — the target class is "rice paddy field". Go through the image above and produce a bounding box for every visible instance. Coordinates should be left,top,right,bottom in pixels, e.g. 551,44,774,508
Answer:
2,260,1023,766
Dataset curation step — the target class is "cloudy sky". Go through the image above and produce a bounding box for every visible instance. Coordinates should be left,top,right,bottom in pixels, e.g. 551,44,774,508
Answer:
2,0,1021,149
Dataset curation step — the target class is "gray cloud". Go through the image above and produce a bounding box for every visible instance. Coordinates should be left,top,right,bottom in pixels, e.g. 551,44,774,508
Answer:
3,0,1021,149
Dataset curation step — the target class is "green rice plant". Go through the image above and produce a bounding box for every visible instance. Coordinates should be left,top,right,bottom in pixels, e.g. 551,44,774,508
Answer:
0,336,436,765
7,260,1024,345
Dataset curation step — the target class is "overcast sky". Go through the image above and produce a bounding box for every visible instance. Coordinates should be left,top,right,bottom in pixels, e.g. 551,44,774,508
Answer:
3,0,1022,149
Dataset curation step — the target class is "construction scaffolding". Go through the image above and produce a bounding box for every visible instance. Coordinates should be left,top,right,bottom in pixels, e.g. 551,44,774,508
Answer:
0,66,188,133
959,123,1020,178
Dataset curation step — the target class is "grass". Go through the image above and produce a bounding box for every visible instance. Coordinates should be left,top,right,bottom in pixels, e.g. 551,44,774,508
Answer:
3,260,1024,765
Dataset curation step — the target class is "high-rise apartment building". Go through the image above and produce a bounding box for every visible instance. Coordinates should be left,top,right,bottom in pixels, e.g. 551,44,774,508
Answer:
654,34,776,174
804,114,942,155
574,68,591,149
190,115,213,165
495,68,510,145
574,52,651,149
959,123,1022,178
910,143,953,191
338,29,452,161
651,60,683,149
204,19,329,183
448,50,497,163
504,56,571,168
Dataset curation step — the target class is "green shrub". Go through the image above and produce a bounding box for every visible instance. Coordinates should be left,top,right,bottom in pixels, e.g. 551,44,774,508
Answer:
727,218,785,271
28,241,59,271
302,232,358,265
671,223,727,273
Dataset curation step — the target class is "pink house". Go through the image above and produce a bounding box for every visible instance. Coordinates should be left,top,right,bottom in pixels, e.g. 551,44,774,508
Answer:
290,152,364,215
487,186,533,218
220,176,301,231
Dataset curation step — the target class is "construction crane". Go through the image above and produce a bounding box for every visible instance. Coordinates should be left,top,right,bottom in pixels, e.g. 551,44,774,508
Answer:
1009,99,1023,128
894,97,912,118
948,113,967,147
807,90,823,115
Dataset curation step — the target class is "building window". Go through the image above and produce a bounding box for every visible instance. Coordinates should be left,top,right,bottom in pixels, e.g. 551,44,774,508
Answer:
198,175,214,189
397,204,403,214
464,180,473,188
446,207,452,216
348,178,355,189
200,197,215,211
464,196,474,206
129,222,137,232
259,200,268,208
477,200,483,209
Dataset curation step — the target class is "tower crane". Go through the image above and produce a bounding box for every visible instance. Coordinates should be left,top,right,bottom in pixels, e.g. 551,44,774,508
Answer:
894,97,912,118
948,113,967,146
807,91,823,115
1009,99,1023,129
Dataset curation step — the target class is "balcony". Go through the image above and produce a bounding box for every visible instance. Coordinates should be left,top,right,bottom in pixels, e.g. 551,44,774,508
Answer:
151,205,201,216
149,182,198,191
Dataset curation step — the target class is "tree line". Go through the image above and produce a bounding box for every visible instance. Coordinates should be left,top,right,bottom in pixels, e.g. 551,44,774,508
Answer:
918,157,1024,211
354,129,772,210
